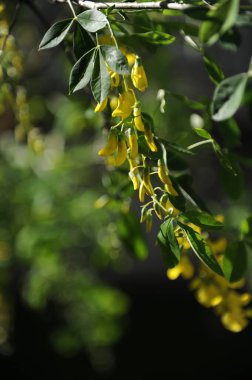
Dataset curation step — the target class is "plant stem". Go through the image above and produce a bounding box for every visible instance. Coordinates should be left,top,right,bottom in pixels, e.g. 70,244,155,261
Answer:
187,139,213,150
67,0,77,18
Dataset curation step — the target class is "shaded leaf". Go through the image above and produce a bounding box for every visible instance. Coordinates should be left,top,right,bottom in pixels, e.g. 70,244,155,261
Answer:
211,73,248,121
203,54,225,85
100,45,129,75
91,50,111,103
73,24,95,60
39,19,73,50
117,213,148,261
222,241,247,282
69,48,96,94
157,218,181,268
199,0,240,45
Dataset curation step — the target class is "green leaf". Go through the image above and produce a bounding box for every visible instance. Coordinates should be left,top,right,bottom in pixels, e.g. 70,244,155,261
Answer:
77,9,108,33
177,175,211,213
193,127,212,140
178,222,223,276
180,210,223,230
100,45,129,75
73,24,95,60
218,118,241,148
69,48,96,94
167,92,206,110
220,155,243,199
117,213,148,261
157,218,181,268
159,139,194,156
199,0,240,45
212,140,237,175
203,54,225,85
39,19,73,50
134,31,176,46
91,50,111,103
222,241,247,282
211,73,248,121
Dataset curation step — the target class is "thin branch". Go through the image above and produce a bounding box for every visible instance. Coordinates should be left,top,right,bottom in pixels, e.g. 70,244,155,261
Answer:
51,0,197,11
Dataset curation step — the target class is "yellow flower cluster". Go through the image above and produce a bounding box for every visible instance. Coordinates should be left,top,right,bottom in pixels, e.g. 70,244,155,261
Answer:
95,35,180,228
167,233,252,333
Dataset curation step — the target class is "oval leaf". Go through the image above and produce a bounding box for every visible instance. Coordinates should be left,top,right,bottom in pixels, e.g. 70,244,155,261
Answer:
211,73,248,121
77,10,107,33
91,50,111,103
180,211,224,230
39,19,73,50
222,241,247,282
157,218,181,268
100,45,129,75
69,48,96,94
178,222,223,276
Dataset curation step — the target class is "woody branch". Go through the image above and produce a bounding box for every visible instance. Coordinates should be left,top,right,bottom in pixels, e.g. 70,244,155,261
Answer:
51,0,198,11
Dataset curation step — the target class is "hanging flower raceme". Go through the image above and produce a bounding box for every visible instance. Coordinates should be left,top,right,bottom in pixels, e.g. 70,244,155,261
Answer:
112,90,135,120
131,56,148,92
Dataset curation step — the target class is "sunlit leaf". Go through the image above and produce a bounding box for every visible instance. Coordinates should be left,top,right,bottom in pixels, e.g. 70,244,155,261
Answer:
178,222,223,276
77,9,108,33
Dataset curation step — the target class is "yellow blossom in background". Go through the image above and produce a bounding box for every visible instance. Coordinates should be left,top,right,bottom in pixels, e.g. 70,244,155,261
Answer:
131,56,148,92
112,90,135,120
167,256,194,280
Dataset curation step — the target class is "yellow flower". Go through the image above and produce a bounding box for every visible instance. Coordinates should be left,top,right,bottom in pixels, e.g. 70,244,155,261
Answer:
139,181,146,203
114,134,127,166
143,168,155,196
112,90,135,120
196,284,223,307
144,124,157,152
133,103,145,132
128,157,140,190
127,129,138,159
221,311,248,333
109,69,120,88
94,97,108,112
98,129,117,156
167,256,194,280
157,160,178,196
131,56,148,92
120,47,136,66
110,96,118,111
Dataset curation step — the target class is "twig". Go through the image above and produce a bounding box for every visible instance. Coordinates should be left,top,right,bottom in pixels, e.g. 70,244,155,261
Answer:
51,0,196,11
